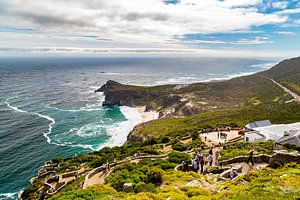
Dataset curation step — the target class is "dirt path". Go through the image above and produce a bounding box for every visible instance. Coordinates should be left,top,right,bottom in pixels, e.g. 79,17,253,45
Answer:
84,169,112,188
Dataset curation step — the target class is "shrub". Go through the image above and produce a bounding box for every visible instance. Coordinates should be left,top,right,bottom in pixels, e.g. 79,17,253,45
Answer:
186,139,203,150
168,151,190,164
172,142,187,151
181,187,209,197
143,137,159,146
134,182,157,193
283,143,300,152
191,132,199,141
51,157,64,163
146,168,163,185
160,136,170,144
220,140,275,161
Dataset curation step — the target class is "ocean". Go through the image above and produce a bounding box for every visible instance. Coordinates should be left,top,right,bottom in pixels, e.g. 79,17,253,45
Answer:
0,57,276,199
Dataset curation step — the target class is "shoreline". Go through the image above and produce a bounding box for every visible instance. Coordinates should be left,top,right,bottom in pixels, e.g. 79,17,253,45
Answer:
136,106,159,123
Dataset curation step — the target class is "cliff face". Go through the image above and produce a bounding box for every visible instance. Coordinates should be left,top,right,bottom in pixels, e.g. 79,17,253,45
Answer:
96,80,193,117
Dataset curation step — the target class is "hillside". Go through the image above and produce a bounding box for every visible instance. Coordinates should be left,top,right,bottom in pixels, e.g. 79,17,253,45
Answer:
98,57,300,118
260,57,300,94
21,56,300,200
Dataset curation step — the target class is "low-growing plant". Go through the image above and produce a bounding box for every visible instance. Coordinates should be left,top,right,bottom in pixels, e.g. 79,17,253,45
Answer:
168,151,191,164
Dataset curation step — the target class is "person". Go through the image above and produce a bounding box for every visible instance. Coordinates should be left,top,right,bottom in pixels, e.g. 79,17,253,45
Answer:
199,155,204,174
204,154,208,166
209,148,213,155
208,154,213,166
192,158,198,172
204,136,207,141
247,150,254,166
182,160,189,172
230,169,238,179
215,150,220,165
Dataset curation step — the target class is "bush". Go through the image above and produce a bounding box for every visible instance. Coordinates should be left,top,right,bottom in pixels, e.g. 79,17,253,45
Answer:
172,142,187,151
143,137,159,145
146,168,163,185
168,151,190,164
191,132,199,141
160,136,170,144
186,139,203,150
283,143,300,152
134,182,157,193
51,157,64,163
220,140,275,161
181,187,209,197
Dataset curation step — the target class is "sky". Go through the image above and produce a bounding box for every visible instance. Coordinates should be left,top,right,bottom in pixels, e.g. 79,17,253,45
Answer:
0,0,300,58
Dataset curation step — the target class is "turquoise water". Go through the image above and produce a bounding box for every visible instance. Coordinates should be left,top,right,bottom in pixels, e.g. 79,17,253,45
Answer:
0,57,275,199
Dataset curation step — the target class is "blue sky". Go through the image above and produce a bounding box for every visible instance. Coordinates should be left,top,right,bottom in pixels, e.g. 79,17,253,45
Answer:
0,0,300,58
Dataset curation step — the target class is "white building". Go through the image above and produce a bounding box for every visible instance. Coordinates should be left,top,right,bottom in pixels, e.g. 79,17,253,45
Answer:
245,121,300,146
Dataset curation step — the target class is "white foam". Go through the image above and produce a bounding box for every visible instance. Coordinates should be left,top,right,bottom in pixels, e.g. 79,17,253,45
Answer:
0,192,17,199
5,97,57,147
97,106,142,150
5,98,28,114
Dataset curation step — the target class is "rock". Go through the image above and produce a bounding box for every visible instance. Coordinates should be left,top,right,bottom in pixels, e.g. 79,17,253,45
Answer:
185,180,202,187
123,183,134,193
268,151,300,168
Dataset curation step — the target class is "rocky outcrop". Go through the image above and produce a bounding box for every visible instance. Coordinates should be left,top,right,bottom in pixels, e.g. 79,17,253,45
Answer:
268,151,300,168
219,151,300,167
96,80,186,117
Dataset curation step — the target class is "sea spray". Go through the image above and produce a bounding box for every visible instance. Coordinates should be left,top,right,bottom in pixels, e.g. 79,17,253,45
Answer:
97,106,143,149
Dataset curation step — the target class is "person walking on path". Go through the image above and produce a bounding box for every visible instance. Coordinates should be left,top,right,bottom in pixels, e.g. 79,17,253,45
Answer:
199,154,204,174
215,149,220,165
208,154,213,166
247,150,254,166
192,158,198,172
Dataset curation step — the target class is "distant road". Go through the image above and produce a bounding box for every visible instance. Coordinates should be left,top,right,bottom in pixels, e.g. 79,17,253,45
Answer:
260,75,300,102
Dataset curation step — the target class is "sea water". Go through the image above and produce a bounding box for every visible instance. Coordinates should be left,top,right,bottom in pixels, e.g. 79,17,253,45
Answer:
0,57,276,199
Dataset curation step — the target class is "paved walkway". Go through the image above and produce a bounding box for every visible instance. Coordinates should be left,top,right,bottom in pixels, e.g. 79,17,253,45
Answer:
200,130,241,146
261,75,300,102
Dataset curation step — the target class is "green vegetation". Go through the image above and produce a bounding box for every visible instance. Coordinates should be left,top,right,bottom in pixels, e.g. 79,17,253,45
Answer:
132,102,300,138
167,151,191,164
220,140,275,161
50,163,300,200
213,163,300,200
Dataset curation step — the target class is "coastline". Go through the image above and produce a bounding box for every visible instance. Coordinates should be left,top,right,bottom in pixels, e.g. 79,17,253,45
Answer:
136,106,159,123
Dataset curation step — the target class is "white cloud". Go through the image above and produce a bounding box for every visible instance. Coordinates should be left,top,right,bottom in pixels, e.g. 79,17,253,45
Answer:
0,0,287,44
276,31,296,36
272,1,289,9
182,36,273,45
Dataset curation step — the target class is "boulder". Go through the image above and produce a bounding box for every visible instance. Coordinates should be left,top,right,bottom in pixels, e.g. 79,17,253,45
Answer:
185,180,202,187
123,183,134,193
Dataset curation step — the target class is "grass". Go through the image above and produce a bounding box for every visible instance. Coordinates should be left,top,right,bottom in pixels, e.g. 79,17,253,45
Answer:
220,140,275,161
132,102,300,138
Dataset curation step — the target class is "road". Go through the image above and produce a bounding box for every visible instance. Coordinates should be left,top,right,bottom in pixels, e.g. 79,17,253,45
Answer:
261,75,300,102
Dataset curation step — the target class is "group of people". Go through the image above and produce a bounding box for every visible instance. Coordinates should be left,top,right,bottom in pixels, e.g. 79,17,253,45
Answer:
182,148,220,174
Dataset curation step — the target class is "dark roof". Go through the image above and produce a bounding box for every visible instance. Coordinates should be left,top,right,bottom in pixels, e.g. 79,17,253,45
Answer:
246,120,272,129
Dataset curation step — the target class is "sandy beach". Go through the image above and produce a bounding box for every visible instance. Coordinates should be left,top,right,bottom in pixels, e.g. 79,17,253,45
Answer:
137,106,159,123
